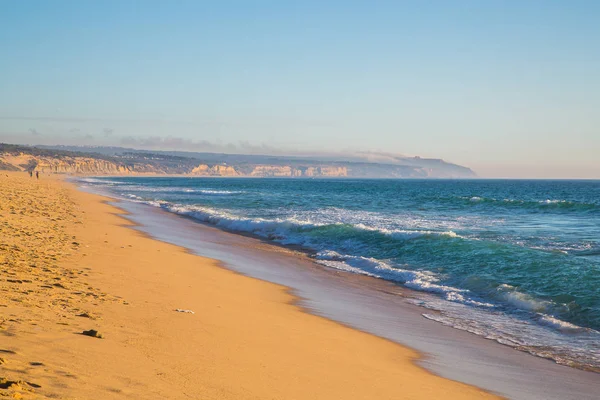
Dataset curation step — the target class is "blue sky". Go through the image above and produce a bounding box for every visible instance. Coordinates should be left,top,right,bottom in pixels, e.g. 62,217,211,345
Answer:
0,1,598,177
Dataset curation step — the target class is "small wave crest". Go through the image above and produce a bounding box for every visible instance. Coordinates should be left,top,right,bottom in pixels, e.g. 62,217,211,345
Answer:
537,314,588,333
125,193,143,200
495,284,552,312
78,177,125,185
352,223,462,240
315,251,494,308
539,199,567,204
116,185,244,195
142,201,464,245
196,189,244,195
458,196,598,211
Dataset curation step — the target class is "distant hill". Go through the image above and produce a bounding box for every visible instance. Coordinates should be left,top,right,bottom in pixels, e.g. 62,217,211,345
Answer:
1,143,477,178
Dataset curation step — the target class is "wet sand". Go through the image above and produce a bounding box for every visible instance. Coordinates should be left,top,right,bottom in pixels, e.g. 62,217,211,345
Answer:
0,172,499,398
116,197,600,400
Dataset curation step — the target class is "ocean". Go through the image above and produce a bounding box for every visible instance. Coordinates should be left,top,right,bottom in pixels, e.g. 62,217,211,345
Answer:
81,177,600,372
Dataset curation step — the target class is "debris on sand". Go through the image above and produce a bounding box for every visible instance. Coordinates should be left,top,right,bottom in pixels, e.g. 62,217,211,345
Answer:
81,329,103,338
0,377,39,391
175,309,195,314
76,312,96,319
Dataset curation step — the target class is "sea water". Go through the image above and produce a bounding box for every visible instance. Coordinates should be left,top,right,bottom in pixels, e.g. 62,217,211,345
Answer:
81,177,600,371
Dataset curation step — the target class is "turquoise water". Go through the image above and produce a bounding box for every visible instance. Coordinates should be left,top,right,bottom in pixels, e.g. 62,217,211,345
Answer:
83,177,600,371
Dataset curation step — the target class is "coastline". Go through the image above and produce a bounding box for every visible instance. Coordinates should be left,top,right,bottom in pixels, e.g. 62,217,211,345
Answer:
79,175,600,399
112,193,600,400
0,172,499,398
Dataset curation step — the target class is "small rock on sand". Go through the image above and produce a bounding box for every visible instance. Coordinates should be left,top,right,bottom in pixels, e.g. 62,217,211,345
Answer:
81,329,103,338
0,378,38,391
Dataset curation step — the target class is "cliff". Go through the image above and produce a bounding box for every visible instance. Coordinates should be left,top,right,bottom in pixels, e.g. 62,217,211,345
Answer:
191,164,239,176
0,143,477,178
0,152,164,175
34,157,134,174
189,164,349,177
305,166,348,177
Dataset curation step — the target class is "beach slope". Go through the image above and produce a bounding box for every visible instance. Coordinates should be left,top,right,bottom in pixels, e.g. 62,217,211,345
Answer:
0,172,497,399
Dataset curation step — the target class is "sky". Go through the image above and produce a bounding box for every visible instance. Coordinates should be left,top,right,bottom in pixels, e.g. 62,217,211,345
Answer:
0,0,599,178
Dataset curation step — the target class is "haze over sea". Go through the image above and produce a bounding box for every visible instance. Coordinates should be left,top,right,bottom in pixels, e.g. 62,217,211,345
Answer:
82,176,600,371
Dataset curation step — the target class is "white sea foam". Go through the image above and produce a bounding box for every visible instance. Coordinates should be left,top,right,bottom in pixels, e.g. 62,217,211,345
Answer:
117,185,244,195
132,200,497,311
161,204,325,243
79,177,125,185
460,196,592,210
352,223,462,240
539,199,567,204
314,250,495,308
198,189,244,195
537,314,586,333
420,307,600,370
145,202,464,246
289,207,477,233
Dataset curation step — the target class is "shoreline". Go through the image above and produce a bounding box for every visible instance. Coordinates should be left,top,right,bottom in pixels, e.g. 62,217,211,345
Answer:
1,172,501,399
71,173,600,181
82,178,600,399
80,176,600,373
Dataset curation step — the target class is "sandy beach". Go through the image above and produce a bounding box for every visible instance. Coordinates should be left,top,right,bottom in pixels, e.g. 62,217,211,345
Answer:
0,172,502,399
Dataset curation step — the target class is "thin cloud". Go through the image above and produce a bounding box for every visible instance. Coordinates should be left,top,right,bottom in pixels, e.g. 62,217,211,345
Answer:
119,135,293,155
0,116,205,127
237,140,282,154
120,136,225,152
0,115,332,129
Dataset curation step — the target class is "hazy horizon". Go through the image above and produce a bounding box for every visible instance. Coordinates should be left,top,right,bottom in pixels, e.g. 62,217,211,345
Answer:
2,137,599,180
1,1,598,179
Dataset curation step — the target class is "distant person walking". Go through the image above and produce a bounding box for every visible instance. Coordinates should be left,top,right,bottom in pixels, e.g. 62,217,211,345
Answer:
35,171,39,179
29,171,33,178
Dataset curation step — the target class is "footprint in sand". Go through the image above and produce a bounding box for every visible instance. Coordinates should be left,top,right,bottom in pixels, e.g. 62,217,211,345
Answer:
29,362,44,367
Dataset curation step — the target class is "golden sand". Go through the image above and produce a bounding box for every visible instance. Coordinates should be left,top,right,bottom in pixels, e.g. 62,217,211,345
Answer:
0,172,498,399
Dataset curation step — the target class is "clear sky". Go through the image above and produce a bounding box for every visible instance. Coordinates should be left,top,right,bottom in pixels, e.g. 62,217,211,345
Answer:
1,1,598,178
